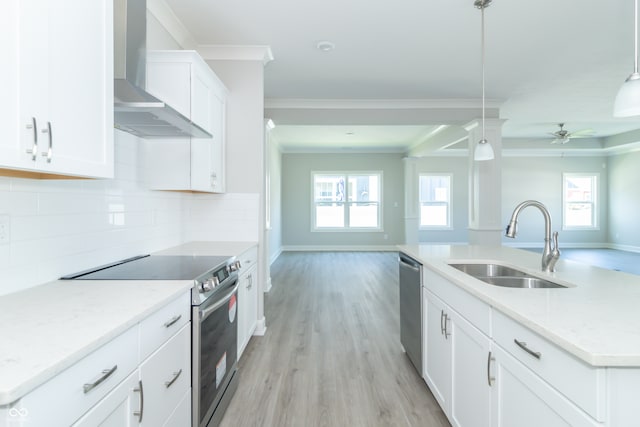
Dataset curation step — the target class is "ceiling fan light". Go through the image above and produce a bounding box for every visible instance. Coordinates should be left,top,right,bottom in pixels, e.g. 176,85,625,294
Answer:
614,73,640,117
474,139,495,161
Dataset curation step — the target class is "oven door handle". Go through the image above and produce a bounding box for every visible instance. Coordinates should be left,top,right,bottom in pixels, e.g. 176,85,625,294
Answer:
200,281,240,321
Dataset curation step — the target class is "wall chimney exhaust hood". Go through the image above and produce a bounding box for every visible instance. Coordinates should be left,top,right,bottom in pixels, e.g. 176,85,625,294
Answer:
113,0,212,139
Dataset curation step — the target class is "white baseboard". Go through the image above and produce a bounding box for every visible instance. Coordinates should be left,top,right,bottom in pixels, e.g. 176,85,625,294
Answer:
254,317,267,336
606,243,640,253
281,245,398,252
264,277,272,293
270,248,282,265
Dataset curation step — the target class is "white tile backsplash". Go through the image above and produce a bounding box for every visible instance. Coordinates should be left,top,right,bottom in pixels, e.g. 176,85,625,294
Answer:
0,131,260,296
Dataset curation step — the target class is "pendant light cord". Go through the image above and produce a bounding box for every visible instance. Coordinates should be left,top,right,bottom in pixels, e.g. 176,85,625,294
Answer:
481,4,486,140
635,0,638,74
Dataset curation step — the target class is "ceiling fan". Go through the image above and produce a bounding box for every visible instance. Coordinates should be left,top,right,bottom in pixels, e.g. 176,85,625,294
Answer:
549,123,594,144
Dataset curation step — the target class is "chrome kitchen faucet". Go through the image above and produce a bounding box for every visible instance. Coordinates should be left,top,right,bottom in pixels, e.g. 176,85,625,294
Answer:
505,200,561,272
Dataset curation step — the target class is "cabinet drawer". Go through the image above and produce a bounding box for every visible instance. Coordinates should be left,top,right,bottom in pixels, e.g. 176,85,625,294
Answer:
17,325,138,426
492,310,606,421
140,323,191,427
139,291,190,361
424,267,491,335
238,246,258,271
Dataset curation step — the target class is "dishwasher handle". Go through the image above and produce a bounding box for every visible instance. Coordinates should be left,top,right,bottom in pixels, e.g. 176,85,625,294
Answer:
399,254,422,272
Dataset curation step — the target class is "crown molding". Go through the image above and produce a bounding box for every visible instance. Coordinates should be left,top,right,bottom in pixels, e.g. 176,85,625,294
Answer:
147,0,197,49
197,45,274,65
265,98,503,110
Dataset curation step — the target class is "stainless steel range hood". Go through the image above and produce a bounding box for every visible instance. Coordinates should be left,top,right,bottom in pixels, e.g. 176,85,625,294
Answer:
113,0,211,138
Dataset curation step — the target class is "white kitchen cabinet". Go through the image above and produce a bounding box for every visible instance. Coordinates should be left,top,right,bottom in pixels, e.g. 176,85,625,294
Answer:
423,288,491,427
491,344,601,427
422,265,605,427
141,51,227,193
237,246,259,358
0,0,114,178
139,323,191,427
4,291,191,426
72,371,140,427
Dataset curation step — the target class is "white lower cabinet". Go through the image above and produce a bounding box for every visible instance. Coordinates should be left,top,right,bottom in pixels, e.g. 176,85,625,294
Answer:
490,344,600,427
423,288,491,427
237,246,259,358
4,291,191,426
72,371,140,427
422,268,607,427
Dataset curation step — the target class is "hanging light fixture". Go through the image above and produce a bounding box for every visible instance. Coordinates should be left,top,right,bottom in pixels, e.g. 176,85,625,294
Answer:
474,0,495,161
614,0,640,117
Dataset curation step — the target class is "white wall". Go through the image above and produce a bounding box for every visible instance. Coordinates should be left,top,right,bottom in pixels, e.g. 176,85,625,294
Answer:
501,156,608,247
281,153,404,249
608,151,640,251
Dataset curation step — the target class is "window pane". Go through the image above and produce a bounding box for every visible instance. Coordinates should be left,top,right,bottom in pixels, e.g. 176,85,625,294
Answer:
314,175,345,202
315,202,344,227
349,202,379,227
420,205,448,226
565,203,593,226
565,177,593,202
348,175,379,202
419,175,451,227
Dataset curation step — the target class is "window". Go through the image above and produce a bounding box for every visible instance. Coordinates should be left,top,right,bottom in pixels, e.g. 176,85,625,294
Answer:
563,174,598,229
312,172,382,230
419,174,451,228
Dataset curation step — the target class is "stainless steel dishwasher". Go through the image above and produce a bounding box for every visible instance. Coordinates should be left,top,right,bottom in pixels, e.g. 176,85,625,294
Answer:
399,252,423,375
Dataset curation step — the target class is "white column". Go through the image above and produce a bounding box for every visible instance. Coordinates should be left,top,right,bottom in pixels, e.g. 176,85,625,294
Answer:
403,157,419,244
464,118,505,246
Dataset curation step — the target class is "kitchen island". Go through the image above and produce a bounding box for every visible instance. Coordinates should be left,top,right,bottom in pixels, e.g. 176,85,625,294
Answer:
399,244,640,427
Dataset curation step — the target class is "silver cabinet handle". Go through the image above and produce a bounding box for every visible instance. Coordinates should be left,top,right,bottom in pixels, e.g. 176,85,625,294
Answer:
163,314,182,328
133,380,144,422
443,313,451,339
514,339,542,359
41,121,52,163
25,117,38,161
164,369,182,388
440,310,445,335
247,274,253,290
487,351,495,386
83,365,117,394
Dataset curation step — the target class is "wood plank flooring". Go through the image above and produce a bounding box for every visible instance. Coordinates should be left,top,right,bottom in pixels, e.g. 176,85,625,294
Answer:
219,251,450,427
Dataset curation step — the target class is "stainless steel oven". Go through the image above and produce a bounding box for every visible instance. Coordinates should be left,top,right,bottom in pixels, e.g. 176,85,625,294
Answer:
192,279,239,427
61,254,242,427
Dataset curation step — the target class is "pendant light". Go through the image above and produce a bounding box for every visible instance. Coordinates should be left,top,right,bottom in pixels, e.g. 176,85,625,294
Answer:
614,0,640,117
474,0,495,161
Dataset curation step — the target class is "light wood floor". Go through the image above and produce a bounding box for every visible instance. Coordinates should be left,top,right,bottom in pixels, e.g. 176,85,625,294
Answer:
219,251,450,427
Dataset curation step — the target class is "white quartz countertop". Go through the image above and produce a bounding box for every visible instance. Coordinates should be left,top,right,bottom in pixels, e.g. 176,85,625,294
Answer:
398,244,640,367
0,240,256,406
0,280,191,406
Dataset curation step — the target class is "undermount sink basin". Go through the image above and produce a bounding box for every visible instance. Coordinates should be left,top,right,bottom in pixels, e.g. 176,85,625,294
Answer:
448,263,567,289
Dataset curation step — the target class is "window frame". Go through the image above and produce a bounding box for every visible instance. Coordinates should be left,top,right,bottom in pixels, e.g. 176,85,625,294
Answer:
562,173,599,230
311,171,383,232
418,173,453,230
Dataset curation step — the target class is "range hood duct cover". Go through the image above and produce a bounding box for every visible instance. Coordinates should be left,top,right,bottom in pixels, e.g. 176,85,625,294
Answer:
113,0,212,139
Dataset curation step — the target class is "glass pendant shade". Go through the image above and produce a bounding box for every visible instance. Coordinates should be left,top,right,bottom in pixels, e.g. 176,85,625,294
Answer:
474,139,495,161
614,73,640,117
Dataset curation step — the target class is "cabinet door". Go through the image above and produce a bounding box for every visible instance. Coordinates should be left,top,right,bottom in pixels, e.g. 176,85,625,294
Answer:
423,289,451,412
237,271,249,357
245,267,258,338
449,309,491,427
44,0,114,178
139,323,191,427
491,345,600,427
72,371,140,427
210,91,226,193
3,0,113,178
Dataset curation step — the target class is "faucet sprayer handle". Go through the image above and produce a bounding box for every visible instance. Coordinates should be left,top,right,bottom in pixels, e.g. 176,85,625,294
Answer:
552,231,560,255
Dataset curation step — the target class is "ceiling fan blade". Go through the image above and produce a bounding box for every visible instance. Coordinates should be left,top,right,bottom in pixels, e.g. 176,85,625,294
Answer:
568,128,595,138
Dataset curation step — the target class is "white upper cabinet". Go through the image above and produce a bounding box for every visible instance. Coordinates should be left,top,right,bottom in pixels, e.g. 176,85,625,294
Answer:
142,50,227,193
0,0,114,178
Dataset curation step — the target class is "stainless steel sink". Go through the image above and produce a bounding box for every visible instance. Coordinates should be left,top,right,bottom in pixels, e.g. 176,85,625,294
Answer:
448,263,567,289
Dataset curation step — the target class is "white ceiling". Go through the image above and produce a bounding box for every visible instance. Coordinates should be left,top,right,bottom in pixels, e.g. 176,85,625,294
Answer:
163,0,640,153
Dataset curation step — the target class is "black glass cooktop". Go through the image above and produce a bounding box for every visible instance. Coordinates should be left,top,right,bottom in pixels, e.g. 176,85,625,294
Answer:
61,255,231,281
